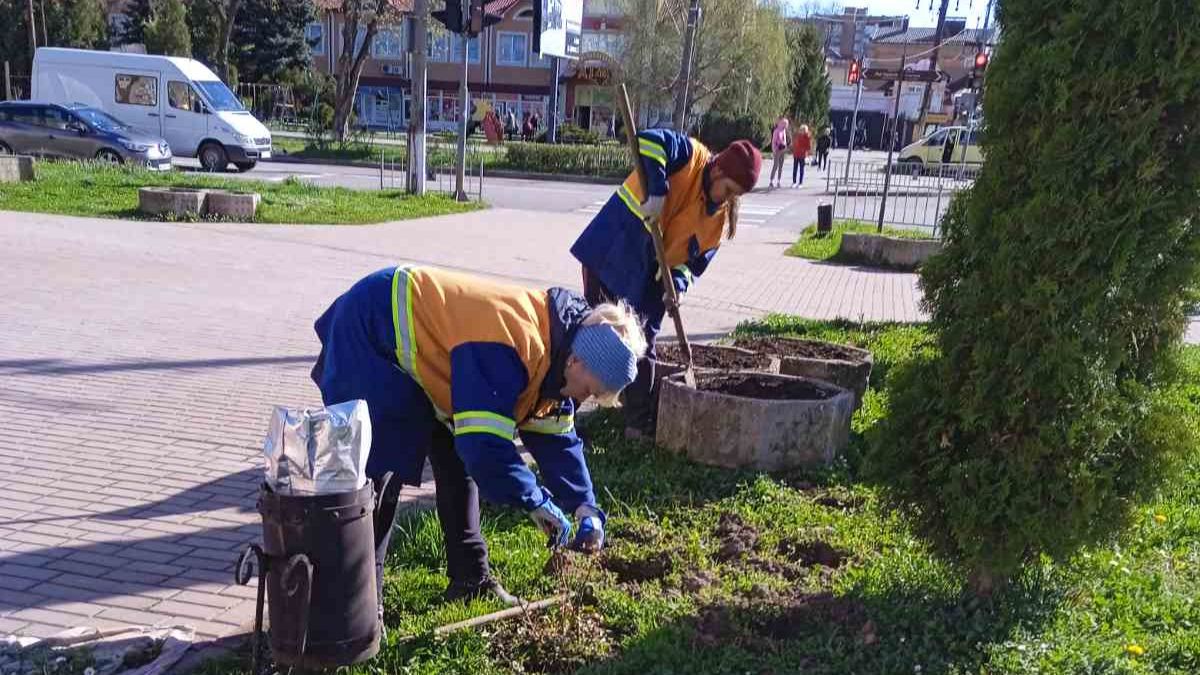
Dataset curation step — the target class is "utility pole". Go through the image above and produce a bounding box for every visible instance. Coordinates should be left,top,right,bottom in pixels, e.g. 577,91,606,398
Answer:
548,56,559,143
454,32,469,201
878,40,908,233
916,0,950,137
408,0,429,195
27,0,38,64
671,0,701,131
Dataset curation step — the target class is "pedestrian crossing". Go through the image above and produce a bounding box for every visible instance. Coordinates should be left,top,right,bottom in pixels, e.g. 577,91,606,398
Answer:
576,197,792,227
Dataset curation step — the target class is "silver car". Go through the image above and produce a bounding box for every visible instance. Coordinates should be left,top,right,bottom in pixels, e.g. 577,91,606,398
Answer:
0,102,172,170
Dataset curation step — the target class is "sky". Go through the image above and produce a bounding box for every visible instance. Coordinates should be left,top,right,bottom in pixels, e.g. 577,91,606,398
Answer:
827,1,994,29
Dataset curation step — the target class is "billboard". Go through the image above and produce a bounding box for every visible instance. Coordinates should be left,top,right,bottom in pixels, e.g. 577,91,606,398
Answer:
534,0,583,59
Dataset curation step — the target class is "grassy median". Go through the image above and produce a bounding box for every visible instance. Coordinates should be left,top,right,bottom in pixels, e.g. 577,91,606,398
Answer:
0,161,480,225
788,220,933,262
197,317,1200,675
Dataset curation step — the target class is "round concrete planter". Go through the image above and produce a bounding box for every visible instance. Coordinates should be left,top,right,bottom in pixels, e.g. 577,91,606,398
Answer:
204,190,261,219
137,187,206,217
649,344,778,426
0,155,35,182
838,232,943,270
734,336,873,409
655,371,854,471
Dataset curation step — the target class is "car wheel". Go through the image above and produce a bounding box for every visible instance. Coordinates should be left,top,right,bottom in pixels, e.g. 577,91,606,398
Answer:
0,141,12,154
900,157,923,176
234,161,257,173
199,143,228,172
95,149,124,164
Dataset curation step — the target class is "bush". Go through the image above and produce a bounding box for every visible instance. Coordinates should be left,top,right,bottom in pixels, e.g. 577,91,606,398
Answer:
500,143,630,177
695,112,766,153
867,0,1200,591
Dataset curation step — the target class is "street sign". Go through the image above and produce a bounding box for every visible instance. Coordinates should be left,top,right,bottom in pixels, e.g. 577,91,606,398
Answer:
533,0,583,59
863,68,941,83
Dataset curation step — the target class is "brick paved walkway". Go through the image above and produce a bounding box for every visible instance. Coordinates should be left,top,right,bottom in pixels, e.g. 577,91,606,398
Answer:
1,207,1189,643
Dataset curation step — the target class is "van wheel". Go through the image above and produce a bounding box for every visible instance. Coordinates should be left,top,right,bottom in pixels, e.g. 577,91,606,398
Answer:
234,161,257,173
96,149,124,164
0,141,12,154
199,143,228,172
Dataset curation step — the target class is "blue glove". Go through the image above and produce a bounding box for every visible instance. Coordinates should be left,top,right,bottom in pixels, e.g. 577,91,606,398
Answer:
570,504,607,553
671,268,691,295
529,492,572,548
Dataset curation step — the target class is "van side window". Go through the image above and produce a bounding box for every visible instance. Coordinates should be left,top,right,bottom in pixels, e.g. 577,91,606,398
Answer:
41,108,73,130
5,107,40,125
115,74,158,106
168,81,200,112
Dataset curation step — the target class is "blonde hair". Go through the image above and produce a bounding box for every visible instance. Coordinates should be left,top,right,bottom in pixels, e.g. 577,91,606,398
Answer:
582,301,648,407
799,124,810,135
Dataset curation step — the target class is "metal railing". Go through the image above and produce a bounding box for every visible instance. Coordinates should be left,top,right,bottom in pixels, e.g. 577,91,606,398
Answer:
826,160,980,237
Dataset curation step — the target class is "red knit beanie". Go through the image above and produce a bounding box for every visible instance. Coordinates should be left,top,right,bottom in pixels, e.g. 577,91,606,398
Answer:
714,140,762,192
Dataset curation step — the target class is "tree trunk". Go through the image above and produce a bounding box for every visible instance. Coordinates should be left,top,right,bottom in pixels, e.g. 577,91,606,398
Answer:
217,0,243,82
332,17,377,142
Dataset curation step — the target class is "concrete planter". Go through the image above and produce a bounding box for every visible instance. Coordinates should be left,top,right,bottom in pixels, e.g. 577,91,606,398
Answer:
734,337,873,409
655,372,854,471
137,187,206,217
650,344,778,427
204,190,261,219
0,155,35,182
838,232,943,270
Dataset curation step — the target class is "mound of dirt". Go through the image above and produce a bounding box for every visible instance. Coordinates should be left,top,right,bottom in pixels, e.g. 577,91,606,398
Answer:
698,374,836,401
601,550,674,584
692,592,869,647
777,538,849,569
659,344,772,370
714,512,760,562
490,602,612,674
735,337,868,363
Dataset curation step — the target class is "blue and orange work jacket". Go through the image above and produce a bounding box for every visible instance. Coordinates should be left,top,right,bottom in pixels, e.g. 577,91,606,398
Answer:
312,265,598,514
571,128,731,309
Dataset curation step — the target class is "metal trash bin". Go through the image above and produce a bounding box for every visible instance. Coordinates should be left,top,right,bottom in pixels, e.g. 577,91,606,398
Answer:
235,482,380,672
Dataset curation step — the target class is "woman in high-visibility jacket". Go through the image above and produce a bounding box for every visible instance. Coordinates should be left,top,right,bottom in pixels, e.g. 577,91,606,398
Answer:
311,265,646,606
570,131,762,437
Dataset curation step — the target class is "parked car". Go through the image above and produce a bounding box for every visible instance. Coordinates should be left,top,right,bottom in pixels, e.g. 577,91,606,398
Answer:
0,101,172,169
898,125,984,170
32,47,271,172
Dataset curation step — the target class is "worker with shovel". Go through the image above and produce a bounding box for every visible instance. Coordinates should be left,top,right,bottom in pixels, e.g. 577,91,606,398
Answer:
310,265,647,608
570,132,762,438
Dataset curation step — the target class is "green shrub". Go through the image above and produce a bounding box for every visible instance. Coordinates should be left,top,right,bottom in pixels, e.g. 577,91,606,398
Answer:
536,123,602,145
695,111,766,153
868,0,1200,590
500,143,630,177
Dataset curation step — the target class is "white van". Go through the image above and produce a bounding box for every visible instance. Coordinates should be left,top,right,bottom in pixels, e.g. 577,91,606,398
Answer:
33,47,272,172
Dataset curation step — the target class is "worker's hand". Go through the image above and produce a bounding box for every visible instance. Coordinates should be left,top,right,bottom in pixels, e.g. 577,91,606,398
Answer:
570,504,606,553
641,194,665,221
671,268,691,295
529,494,572,549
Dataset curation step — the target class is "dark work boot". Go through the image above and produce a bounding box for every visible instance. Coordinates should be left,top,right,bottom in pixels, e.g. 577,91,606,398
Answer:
443,576,523,607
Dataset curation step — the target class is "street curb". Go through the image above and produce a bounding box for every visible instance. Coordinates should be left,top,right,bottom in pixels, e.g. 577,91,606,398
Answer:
266,154,622,185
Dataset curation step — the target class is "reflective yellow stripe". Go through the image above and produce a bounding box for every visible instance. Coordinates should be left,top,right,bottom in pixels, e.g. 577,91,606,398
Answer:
518,415,576,435
639,138,667,166
453,410,516,439
391,265,423,386
616,185,651,233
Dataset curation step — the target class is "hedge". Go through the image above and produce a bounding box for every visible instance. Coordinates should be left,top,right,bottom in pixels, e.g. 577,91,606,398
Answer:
499,143,630,178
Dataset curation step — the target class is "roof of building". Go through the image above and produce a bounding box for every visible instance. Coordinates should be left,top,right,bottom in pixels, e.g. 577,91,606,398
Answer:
873,27,997,45
486,0,523,17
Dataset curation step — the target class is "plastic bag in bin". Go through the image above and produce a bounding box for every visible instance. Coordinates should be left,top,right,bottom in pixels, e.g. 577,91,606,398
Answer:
263,400,372,495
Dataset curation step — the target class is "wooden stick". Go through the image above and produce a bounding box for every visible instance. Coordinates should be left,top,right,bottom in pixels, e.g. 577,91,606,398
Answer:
430,594,568,637
615,84,697,387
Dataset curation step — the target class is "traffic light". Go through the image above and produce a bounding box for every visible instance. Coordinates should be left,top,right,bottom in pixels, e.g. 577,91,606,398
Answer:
847,59,861,86
974,51,989,71
432,0,465,33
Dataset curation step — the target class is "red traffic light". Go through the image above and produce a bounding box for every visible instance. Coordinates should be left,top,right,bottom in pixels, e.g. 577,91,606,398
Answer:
847,59,861,85
974,52,989,70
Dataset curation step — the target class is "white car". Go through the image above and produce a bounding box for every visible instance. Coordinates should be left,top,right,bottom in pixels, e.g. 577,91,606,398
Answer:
32,47,272,172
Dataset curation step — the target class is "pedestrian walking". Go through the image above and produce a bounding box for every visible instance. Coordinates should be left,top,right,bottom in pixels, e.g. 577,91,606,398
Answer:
768,116,790,188
571,131,762,439
816,126,832,170
521,113,534,142
311,266,646,609
791,124,812,186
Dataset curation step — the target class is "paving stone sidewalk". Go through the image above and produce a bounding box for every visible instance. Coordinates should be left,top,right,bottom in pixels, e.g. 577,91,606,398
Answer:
0,208,1190,643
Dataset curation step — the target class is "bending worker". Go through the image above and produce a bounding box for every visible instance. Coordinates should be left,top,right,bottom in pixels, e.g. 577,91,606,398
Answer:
310,265,647,606
570,131,762,438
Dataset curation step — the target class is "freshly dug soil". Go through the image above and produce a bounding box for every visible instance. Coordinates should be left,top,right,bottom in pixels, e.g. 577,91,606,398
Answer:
489,601,611,674
777,538,849,569
761,592,868,641
698,373,836,401
601,550,674,583
714,512,760,562
658,344,772,370
735,336,867,363
692,592,869,647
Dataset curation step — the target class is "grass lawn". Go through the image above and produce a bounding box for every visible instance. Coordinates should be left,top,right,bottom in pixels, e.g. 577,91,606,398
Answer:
0,161,479,225
788,220,935,262
201,317,1200,675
